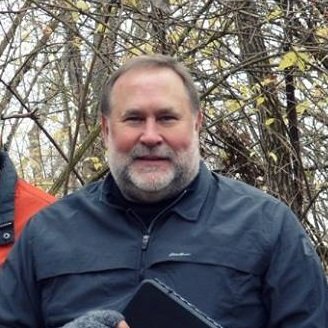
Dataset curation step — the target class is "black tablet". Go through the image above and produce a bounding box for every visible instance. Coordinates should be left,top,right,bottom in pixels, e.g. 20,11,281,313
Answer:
123,279,224,328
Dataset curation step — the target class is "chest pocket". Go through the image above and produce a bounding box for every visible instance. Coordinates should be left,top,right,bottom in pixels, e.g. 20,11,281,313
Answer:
144,245,268,326
36,247,139,328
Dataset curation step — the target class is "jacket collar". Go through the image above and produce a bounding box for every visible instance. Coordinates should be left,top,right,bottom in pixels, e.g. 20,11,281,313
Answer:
0,151,17,245
170,161,212,222
100,161,212,223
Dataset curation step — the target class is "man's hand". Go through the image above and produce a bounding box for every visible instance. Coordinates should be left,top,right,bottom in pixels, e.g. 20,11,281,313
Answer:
62,309,130,328
117,320,130,328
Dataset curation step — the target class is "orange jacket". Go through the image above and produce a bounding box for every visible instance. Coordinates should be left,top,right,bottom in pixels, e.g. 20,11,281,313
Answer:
0,151,56,264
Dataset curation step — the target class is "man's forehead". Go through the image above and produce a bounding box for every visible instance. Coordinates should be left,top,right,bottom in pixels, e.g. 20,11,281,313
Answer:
111,67,187,101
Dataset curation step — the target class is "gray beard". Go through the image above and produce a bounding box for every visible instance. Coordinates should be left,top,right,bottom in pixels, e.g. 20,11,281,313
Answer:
115,160,200,203
108,143,201,203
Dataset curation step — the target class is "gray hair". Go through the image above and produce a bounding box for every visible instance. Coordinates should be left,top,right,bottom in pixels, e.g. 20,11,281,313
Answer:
100,54,200,116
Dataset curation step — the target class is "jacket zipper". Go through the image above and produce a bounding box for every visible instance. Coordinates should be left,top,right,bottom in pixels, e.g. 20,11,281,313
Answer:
138,189,188,278
141,234,150,250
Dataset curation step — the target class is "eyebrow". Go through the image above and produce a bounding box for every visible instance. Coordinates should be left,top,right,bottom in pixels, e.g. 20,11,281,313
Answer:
121,109,142,117
121,107,178,117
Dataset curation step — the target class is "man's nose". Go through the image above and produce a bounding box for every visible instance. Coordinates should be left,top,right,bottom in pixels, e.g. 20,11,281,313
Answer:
139,119,163,146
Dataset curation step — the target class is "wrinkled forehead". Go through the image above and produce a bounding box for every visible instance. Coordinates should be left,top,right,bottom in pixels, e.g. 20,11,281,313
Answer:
110,67,192,112
111,66,190,102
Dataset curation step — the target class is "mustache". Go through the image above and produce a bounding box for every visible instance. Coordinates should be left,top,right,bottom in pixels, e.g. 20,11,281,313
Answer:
130,144,175,159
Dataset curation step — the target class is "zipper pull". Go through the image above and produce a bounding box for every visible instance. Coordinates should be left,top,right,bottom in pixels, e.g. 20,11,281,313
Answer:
142,234,150,250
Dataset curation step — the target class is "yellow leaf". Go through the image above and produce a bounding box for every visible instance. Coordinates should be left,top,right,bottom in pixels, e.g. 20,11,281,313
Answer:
206,106,216,118
297,59,306,71
282,114,288,125
168,31,181,42
226,99,242,113
250,151,257,158
122,0,138,7
84,157,103,171
315,27,328,39
140,43,153,54
219,149,229,162
213,59,229,69
265,118,275,126
130,43,154,56
296,101,309,116
94,163,103,171
311,85,325,100
72,36,82,48
256,96,265,107
71,11,79,22
76,0,90,11
240,84,251,98
267,8,283,21
298,52,310,63
167,26,184,41
170,0,182,4
279,50,310,71
268,152,278,163
296,52,310,72
90,157,102,171
200,47,213,57
278,51,297,70
96,23,107,33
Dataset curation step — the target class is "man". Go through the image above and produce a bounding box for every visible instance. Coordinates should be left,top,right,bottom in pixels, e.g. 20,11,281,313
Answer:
0,55,327,328
0,150,56,264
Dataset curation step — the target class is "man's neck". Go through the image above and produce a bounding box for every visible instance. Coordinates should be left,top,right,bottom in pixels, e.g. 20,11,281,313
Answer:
109,172,200,228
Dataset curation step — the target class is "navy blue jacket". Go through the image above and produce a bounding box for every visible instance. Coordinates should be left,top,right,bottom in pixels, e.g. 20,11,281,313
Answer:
0,163,327,327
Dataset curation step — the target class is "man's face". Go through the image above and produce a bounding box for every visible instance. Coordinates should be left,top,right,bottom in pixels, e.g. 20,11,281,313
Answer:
102,67,202,203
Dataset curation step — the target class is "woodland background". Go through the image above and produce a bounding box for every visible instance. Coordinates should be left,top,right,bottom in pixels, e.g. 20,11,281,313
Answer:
0,0,327,270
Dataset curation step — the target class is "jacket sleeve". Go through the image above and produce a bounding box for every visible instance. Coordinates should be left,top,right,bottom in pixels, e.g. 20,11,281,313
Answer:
263,204,328,327
0,219,44,327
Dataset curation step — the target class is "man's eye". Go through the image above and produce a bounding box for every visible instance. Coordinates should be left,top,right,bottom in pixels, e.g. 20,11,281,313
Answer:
125,116,143,122
159,116,177,122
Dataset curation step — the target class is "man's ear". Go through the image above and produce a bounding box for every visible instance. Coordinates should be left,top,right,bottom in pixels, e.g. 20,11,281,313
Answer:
101,115,110,147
